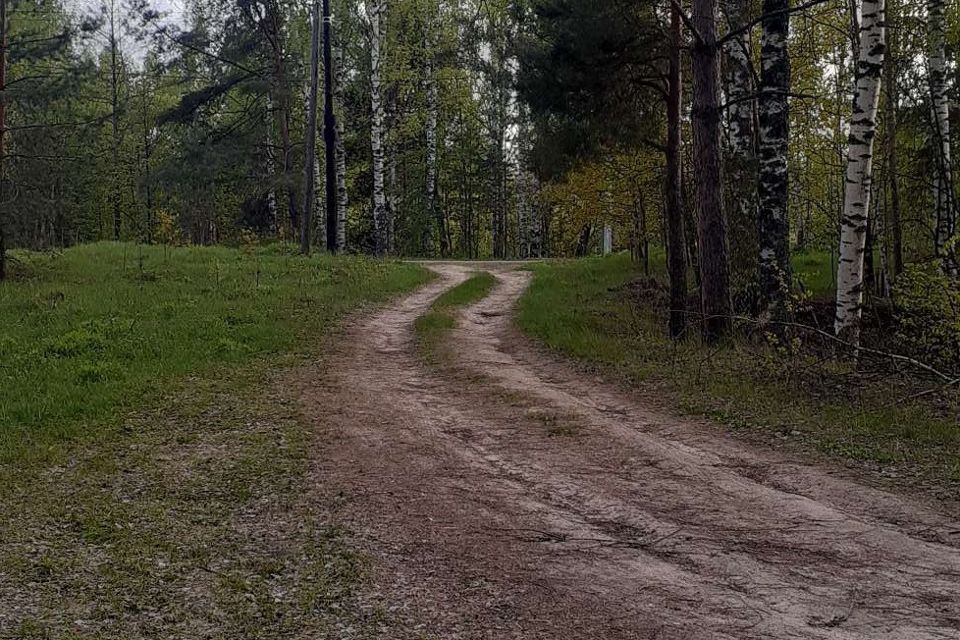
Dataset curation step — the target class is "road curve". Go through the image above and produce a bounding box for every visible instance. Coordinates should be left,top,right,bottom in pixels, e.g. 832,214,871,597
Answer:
300,262,960,640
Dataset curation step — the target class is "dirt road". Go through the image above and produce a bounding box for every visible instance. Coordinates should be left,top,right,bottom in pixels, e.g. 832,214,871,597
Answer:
301,263,960,639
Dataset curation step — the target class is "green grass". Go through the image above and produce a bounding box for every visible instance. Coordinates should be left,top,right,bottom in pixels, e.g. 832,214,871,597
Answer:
0,242,430,463
415,272,497,356
0,242,433,637
792,250,835,300
517,254,960,495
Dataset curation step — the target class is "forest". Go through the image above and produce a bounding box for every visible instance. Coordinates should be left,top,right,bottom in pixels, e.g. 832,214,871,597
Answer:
1,0,960,637
1,0,958,350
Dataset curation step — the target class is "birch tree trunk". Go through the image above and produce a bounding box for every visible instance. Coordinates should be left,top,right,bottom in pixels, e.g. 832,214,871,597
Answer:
666,2,687,339
264,94,279,234
109,0,122,241
691,0,732,341
334,41,348,252
300,0,321,255
835,0,885,342
321,0,337,252
366,0,388,255
927,0,955,272
757,0,792,318
722,0,759,279
424,13,444,256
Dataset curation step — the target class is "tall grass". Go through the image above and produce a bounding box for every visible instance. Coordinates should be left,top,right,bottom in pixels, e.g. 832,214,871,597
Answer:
0,242,429,462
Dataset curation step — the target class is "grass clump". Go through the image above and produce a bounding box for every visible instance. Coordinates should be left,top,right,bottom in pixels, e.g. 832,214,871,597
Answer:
517,254,960,496
415,272,497,357
0,242,430,464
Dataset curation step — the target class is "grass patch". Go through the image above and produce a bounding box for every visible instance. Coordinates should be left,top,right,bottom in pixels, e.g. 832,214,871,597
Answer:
0,242,430,464
0,242,430,637
415,272,497,357
517,254,960,496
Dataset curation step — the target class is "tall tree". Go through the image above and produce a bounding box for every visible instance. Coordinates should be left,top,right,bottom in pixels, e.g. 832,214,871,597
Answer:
757,0,792,318
333,37,347,251
666,1,687,339
301,0,321,254
835,0,886,343
690,0,732,341
424,6,442,255
722,0,759,282
366,0,388,255
882,1,902,280
927,0,954,272
322,0,338,252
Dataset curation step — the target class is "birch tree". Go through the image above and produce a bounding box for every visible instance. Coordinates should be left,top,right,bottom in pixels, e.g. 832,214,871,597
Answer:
424,8,442,255
333,40,348,252
757,0,792,317
835,0,885,342
927,0,954,272
722,0,758,278
301,0,321,254
366,0,388,255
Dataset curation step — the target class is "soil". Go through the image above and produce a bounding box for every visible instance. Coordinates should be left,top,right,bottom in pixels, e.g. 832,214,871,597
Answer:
299,262,960,640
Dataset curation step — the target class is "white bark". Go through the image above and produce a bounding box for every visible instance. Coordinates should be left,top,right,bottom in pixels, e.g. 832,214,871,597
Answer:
265,93,278,232
334,41,348,252
835,0,885,342
927,0,954,270
366,0,388,255
425,22,440,254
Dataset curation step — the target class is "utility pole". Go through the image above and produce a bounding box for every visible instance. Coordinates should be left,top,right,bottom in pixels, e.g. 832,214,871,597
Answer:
301,0,321,254
323,0,338,252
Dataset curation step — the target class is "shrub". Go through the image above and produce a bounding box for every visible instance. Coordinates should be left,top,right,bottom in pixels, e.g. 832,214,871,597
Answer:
893,261,960,371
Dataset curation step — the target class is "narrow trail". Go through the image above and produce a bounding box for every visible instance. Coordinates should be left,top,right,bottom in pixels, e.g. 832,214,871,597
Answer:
300,263,960,640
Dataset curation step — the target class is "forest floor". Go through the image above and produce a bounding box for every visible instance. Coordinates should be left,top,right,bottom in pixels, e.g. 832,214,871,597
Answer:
302,261,960,639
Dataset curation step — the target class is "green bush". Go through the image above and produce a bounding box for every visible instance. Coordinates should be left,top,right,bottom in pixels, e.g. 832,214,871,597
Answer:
893,261,960,371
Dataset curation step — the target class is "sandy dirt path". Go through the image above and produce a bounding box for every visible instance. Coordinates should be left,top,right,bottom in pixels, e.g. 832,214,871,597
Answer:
301,263,960,639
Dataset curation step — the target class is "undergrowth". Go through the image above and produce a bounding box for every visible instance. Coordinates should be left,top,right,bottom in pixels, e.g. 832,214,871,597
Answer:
517,254,960,497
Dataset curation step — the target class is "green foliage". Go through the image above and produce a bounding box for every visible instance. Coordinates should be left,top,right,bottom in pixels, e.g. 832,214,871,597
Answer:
893,262,960,370
0,242,430,462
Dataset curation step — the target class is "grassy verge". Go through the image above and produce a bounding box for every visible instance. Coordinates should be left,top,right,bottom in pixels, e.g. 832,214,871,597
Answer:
517,254,960,497
0,242,430,464
0,242,431,638
415,272,497,358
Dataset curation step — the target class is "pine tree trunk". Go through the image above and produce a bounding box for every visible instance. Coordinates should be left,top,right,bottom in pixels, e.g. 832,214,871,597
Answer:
367,0,388,256
723,0,759,280
666,3,687,339
927,0,955,272
757,0,792,318
835,0,886,343
334,41,348,252
691,0,732,341
883,9,903,279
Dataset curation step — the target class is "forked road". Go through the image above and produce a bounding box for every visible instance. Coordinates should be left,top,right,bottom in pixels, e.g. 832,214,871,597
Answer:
303,262,960,639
